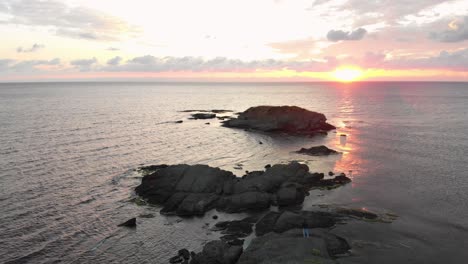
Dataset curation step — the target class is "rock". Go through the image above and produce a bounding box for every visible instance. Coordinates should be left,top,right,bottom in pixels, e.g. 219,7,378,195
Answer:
214,220,253,237
328,171,334,176
178,249,190,260
218,191,271,213
191,113,216,119
238,229,343,264
180,109,233,113
205,122,210,125
136,162,351,216
264,164,271,169
138,164,169,174
255,212,281,236
212,215,218,220
190,240,242,264
337,208,378,220
175,120,184,124
118,217,136,227
222,106,335,135
169,255,184,263
259,141,263,144
255,211,338,235
295,145,339,156
275,184,305,206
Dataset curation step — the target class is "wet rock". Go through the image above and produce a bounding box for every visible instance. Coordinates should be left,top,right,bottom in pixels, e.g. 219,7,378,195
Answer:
295,145,339,156
118,217,136,227
222,106,335,135
255,212,281,236
337,208,378,220
205,122,210,125
264,164,271,169
138,164,169,174
191,113,216,119
328,171,334,176
175,120,184,124
218,191,271,213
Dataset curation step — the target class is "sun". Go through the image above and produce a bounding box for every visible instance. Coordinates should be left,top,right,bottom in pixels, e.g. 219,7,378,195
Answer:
332,67,364,82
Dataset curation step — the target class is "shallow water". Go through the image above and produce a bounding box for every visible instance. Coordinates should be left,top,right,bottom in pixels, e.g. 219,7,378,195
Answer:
1,82,467,263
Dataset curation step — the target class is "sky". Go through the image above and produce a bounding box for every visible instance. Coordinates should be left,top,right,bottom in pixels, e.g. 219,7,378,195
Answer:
1,0,468,82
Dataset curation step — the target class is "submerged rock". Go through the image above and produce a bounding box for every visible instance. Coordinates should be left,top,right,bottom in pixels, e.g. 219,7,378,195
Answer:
222,106,335,135
295,145,340,156
135,162,351,216
191,113,216,119
118,217,136,227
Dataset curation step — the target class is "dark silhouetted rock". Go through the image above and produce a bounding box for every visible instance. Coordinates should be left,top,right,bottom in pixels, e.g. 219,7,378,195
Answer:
175,120,184,124
118,217,136,227
169,255,183,263
212,215,218,220
178,249,190,260
190,240,242,264
191,113,216,119
136,162,351,216
223,106,335,135
238,228,349,264
295,145,339,156
328,171,334,176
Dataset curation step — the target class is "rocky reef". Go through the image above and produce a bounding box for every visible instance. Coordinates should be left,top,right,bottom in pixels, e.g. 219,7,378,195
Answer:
295,145,340,156
222,106,336,135
135,162,351,216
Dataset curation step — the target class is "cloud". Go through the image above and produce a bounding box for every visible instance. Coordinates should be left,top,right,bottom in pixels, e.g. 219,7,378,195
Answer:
327,28,367,42
107,56,122,66
430,17,468,42
71,57,97,71
16,43,45,53
97,55,338,73
0,58,61,73
0,0,139,41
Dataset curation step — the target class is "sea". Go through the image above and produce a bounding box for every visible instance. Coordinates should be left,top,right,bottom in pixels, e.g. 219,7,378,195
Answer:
1,82,467,263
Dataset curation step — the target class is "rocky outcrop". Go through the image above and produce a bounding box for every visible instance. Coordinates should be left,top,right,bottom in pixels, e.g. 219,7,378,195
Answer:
295,145,340,156
135,162,351,216
118,217,136,227
237,229,350,264
222,106,335,135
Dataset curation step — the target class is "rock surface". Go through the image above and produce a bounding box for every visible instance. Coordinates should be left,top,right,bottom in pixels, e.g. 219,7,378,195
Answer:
255,211,339,236
135,162,351,216
190,240,243,264
222,106,335,135
295,145,340,156
237,229,349,264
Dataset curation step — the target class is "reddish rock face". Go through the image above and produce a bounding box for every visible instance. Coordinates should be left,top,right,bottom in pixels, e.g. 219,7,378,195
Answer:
223,106,335,135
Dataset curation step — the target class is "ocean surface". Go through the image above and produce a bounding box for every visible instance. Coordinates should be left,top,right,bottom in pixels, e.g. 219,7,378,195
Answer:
1,82,467,263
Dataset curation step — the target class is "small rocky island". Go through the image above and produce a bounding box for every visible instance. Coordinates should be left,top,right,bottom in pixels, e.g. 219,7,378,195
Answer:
222,106,336,135
131,106,387,264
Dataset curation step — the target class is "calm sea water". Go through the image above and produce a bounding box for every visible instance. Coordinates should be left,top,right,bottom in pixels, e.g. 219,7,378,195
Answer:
1,82,467,263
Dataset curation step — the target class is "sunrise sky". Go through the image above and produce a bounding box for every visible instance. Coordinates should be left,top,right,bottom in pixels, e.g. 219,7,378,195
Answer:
1,0,468,81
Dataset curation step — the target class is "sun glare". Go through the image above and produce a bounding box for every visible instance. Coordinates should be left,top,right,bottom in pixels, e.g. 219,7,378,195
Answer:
333,67,364,82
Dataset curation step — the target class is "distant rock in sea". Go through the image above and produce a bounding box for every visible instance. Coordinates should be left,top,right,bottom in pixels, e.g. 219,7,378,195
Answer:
191,113,216,119
222,106,335,135
134,162,351,216
295,145,340,156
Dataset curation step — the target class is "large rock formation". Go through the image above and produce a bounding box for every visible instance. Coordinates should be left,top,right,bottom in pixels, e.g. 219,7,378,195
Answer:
222,106,336,135
135,162,351,216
